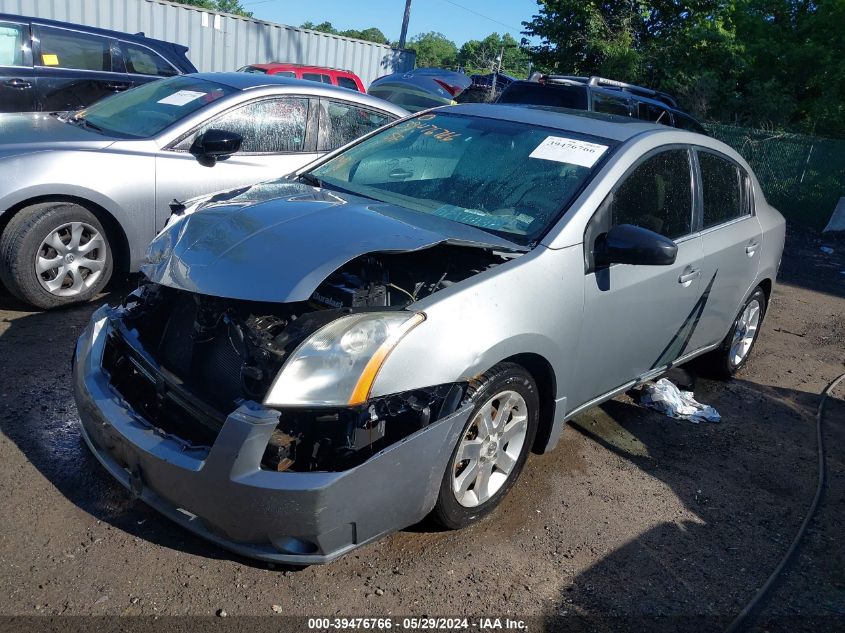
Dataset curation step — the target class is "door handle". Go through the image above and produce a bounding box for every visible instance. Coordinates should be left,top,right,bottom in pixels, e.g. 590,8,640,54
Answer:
678,268,701,284
746,241,759,256
106,82,130,91
4,78,32,89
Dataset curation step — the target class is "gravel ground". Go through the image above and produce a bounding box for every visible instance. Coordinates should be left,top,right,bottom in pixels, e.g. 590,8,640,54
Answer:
0,224,842,632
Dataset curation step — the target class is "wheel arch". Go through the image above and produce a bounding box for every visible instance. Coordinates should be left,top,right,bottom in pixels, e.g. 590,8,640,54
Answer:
757,277,772,307
0,195,131,278
497,352,559,455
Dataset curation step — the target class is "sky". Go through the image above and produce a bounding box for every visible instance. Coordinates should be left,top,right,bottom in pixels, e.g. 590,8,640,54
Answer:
240,0,541,46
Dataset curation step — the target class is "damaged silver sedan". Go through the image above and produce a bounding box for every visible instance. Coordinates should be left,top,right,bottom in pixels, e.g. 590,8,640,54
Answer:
73,104,785,564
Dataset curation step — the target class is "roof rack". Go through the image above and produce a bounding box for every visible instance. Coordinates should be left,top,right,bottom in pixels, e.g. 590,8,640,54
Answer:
541,75,679,109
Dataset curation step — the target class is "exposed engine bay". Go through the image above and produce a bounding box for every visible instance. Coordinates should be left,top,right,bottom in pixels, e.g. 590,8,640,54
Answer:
104,245,514,472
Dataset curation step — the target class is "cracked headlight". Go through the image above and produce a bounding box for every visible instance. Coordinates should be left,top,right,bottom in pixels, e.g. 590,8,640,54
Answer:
264,312,425,407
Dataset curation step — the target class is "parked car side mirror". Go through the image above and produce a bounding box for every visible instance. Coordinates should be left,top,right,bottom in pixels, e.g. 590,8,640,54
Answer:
595,223,678,267
190,129,242,166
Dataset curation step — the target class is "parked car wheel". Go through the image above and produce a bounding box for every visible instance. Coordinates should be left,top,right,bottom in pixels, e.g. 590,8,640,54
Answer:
701,287,767,378
432,363,539,529
0,203,112,309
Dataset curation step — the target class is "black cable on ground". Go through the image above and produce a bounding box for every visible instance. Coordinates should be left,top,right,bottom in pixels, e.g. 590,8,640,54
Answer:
724,370,845,633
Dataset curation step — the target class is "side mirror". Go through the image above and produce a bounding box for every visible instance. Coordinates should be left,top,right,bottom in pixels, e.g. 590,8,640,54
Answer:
595,223,678,267
190,129,242,166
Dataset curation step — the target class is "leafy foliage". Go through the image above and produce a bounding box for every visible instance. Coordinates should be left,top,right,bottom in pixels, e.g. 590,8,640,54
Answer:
523,0,845,137
457,33,531,77
300,21,390,45
171,0,252,18
408,32,459,68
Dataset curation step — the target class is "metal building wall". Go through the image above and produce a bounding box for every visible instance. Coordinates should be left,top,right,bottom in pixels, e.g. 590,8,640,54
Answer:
0,0,415,87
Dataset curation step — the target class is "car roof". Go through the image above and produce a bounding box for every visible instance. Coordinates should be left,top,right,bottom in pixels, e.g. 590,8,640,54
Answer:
0,12,186,51
249,63,358,76
500,80,704,130
443,103,676,142
190,72,408,115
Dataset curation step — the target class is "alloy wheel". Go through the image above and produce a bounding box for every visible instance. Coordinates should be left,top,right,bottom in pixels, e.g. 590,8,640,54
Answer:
730,298,761,367
452,390,529,508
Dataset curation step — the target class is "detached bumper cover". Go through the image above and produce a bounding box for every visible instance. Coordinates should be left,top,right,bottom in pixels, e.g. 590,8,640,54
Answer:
73,306,471,564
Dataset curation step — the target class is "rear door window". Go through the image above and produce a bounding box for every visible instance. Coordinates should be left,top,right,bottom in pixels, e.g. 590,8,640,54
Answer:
35,25,112,71
337,76,359,91
698,151,750,229
317,100,394,151
120,42,177,77
607,149,694,239
177,97,309,153
303,72,331,83
0,22,27,67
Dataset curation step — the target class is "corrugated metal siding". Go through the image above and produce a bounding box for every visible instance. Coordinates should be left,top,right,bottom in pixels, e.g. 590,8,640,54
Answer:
0,0,415,87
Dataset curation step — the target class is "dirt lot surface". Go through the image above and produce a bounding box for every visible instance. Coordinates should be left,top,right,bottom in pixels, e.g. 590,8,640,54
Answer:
0,225,843,632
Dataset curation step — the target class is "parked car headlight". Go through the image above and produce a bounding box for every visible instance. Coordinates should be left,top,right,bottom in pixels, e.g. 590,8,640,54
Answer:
264,312,425,407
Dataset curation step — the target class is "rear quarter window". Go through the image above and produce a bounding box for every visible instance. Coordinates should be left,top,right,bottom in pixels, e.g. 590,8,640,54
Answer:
121,42,177,77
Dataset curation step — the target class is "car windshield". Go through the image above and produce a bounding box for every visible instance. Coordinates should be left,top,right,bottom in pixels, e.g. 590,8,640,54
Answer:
74,76,237,138
309,111,616,244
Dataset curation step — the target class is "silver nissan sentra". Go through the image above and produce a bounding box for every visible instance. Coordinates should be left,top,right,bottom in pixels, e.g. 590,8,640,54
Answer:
73,104,785,564
0,72,406,309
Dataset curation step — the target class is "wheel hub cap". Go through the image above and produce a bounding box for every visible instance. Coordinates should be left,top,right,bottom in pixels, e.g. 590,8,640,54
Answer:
452,390,528,508
35,221,106,297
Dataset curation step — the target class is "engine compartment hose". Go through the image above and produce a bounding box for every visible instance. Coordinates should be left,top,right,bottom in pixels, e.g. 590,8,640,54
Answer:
725,370,845,633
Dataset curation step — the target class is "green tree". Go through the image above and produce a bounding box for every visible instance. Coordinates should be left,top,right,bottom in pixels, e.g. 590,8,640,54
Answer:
171,0,252,18
408,32,459,68
301,22,389,45
522,0,845,137
301,21,338,34
340,27,390,45
458,33,530,77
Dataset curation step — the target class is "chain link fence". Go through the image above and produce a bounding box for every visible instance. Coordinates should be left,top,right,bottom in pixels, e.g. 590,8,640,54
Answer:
705,124,845,230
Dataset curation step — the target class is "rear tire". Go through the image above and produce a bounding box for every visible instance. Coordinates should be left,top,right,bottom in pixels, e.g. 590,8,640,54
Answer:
699,286,767,379
431,362,539,530
0,203,112,309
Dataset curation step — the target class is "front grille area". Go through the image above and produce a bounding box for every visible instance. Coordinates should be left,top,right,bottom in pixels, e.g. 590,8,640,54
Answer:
102,322,227,449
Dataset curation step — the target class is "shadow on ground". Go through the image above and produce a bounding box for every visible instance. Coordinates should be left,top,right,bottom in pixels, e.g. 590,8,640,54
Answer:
542,377,845,633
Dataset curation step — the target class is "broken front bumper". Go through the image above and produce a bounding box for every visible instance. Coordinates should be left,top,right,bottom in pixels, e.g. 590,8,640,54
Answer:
73,306,471,565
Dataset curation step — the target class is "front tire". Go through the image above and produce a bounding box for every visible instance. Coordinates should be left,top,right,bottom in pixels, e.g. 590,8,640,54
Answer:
0,203,112,309
431,362,539,530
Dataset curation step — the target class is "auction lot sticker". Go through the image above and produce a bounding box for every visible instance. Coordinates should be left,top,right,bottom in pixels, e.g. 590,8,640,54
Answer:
529,136,608,167
157,90,206,106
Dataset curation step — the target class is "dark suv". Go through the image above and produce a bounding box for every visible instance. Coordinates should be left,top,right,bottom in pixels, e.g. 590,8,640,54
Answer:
497,75,706,133
0,13,197,113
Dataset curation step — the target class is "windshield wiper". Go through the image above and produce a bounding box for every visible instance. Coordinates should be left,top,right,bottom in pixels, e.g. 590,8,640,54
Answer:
79,119,104,133
297,173,321,187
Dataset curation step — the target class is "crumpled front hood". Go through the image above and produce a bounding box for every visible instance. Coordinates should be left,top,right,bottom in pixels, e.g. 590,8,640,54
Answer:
143,181,526,303
0,113,115,158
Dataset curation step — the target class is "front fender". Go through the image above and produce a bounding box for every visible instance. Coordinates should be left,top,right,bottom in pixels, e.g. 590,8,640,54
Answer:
0,151,155,270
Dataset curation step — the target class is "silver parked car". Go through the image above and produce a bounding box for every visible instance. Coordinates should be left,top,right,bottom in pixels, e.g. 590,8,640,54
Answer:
0,72,407,308
73,105,785,564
